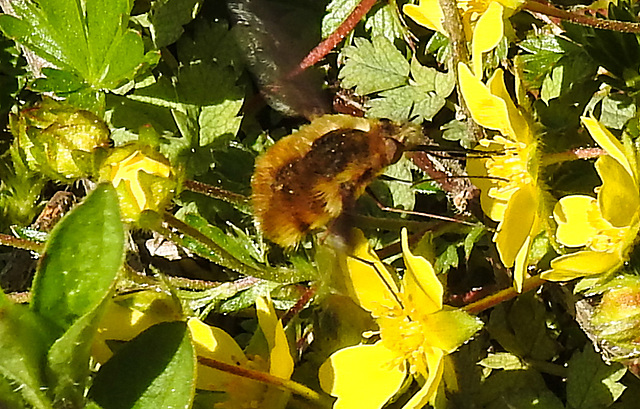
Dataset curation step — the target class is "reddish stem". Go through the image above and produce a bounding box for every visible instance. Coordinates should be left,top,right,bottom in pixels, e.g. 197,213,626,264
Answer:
288,0,377,78
462,275,546,314
523,0,640,33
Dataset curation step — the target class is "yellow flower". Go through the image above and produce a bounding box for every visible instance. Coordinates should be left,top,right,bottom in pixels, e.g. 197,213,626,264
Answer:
459,63,542,292
91,290,183,364
94,292,294,409
99,144,177,222
319,229,482,408
403,0,524,75
189,295,294,408
541,117,640,282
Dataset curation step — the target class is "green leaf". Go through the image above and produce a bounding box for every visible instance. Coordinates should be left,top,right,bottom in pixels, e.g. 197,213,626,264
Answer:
600,93,636,130
435,242,459,274
89,321,196,409
176,19,243,71
442,119,474,149
487,293,559,360
567,346,627,409
0,0,149,106
463,225,486,259
30,67,84,93
0,292,53,409
181,213,263,271
479,352,526,370
366,59,453,122
517,33,597,102
218,280,280,313
380,157,415,210
322,0,360,38
31,183,124,332
365,4,405,43
339,36,410,95
149,0,203,48
46,296,112,407
479,369,564,409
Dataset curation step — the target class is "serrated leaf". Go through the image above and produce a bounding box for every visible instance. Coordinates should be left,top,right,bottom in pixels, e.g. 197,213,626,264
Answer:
463,225,486,259
89,321,196,409
365,4,404,42
479,352,526,370
322,0,360,38
600,94,636,130
479,369,564,409
182,213,262,270
567,346,627,409
435,243,459,274
540,64,563,103
339,36,410,95
487,293,559,360
0,0,149,107
176,19,243,73
367,60,452,121
218,281,280,313
31,67,84,93
199,98,243,147
380,157,415,210
31,184,124,333
149,0,202,48
0,292,53,409
367,84,446,122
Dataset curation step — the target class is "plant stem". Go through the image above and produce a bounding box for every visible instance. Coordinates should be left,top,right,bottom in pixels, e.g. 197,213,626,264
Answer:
161,212,265,278
541,147,606,166
197,357,327,404
0,233,43,253
289,0,377,78
182,180,251,213
438,0,484,143
463,275,546,314
523,0,640,33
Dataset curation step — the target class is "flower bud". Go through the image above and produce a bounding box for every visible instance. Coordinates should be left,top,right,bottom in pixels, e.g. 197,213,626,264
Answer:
578,275,640,362
10,98,109,181
99,144,177,222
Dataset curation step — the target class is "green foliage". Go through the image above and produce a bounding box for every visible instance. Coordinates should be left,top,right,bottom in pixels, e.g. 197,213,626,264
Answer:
0,0,155,112
4,0,640,407
567,346,627,409
89,321,195,409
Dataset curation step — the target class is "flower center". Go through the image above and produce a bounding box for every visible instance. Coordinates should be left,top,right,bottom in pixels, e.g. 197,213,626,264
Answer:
485,138,536,201
586,206,637,254
377,301,430,375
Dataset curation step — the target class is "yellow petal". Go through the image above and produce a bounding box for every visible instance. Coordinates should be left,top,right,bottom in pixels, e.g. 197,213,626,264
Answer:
403,0,445,33
471,2,504,76
344,229,401,313
255,296,294,379
495,184,537,268
319,343,406,409
497,0,526,11
402,347,444,409
401,228,443,314
554,195,599,247
582,116,636,182
111,151,171,212
596,155,639,228
541,251,622,281
187,318,249,391
513,234,532,292
422,309,484,353
486,69,531,143
467,143,509,221
458,64,513,138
